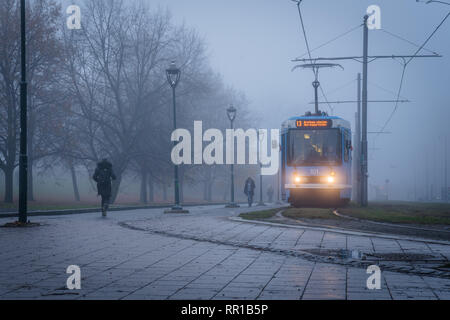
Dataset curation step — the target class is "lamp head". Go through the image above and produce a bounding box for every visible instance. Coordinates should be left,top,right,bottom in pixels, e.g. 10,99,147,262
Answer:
226,105,237,122
166,60,181,88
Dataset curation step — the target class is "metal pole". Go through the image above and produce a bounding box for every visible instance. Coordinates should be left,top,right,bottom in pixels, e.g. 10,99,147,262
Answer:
361,15,369,207
357,73,362,205
352,73,362,205
259,169,263,205
231,119,234,204
352,112,358,202
19,0,28,223
226,119,239,208
276,150,281,204
172,87,180,209
426,151,429,201
257,131,265,206
445,136,448,201
231,125,234,204
260,171,263,203
313,80,320,114
414,160,417,201
386,180,389,200
231,164,235,203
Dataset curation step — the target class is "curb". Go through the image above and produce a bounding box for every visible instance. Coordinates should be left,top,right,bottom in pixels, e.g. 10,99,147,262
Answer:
0,202,230,219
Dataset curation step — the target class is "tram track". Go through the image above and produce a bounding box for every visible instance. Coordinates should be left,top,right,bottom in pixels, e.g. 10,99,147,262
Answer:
120,214,450,279
332,209,450,234
269,207,450,242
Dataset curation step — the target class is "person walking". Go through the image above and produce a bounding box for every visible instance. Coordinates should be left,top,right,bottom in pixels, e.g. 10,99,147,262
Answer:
267,185,274,203
244,177,256,207
93,159,116,217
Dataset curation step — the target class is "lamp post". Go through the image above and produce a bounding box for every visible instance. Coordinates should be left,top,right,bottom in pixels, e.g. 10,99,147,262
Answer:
257,130,266,206
18,0,28,224
225,106,239,208
276,142,282,205
165,61,188,214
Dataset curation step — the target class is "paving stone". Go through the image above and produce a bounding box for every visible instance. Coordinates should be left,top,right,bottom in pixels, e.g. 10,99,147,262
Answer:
0,204,448,300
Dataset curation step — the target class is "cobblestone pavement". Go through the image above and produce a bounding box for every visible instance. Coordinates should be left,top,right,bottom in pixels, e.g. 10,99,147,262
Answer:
0,204,449,300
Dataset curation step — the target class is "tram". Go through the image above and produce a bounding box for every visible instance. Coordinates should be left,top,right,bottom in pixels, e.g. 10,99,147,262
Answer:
280,112,352,207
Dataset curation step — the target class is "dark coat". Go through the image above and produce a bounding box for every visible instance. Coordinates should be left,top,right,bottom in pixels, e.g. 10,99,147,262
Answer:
93,160,116,197
244,178,256,196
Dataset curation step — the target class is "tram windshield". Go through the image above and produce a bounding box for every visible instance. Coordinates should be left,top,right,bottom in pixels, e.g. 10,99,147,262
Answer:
288,129,341,166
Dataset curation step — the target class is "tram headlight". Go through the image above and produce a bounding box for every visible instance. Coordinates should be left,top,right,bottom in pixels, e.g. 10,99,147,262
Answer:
327,176,335,183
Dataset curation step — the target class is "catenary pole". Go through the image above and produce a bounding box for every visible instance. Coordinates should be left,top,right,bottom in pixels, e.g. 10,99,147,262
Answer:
356,73,362,205
361,15,369,207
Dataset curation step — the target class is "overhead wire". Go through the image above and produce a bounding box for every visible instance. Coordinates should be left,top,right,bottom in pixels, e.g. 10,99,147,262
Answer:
293,0,335,114
323,77,357,97
380,29,438,55
376,10,450,138
368,80,409,100
294,24,363,60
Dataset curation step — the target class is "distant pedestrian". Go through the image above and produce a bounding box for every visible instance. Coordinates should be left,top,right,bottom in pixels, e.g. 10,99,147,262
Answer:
267,185,274,203
93,159,116,217
244,177,256,207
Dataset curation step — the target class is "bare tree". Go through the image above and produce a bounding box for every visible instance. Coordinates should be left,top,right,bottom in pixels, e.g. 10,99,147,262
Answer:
63,0,215,203
0,0,63,202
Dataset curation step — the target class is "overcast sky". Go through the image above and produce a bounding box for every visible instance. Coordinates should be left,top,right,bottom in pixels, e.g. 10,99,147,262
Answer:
146,0,450,200
60,0,449,200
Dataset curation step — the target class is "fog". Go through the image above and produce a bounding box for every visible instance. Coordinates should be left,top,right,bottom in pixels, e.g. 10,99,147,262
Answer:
1,0,449,204
150,0,450,201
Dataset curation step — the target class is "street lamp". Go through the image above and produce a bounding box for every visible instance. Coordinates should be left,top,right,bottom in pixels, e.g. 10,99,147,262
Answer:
165,61,188,214
225,105,239,208
257,130,266,206
18,0,28,224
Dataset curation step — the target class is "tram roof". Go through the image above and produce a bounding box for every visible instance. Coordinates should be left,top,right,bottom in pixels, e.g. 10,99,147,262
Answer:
281,115,351,131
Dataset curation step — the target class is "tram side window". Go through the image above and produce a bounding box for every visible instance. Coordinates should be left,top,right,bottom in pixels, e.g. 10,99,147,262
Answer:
343,130,351,162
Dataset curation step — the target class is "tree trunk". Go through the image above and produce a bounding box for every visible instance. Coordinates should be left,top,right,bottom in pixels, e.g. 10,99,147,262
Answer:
148,174,154,203
70,165,81,201
140,169,148,204
3,166,14,203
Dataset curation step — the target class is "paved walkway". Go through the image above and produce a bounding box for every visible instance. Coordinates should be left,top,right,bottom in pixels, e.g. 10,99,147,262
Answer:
0,204,449,300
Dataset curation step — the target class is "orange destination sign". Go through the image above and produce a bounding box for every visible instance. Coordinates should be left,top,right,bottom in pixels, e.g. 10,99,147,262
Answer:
296,119,332,128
